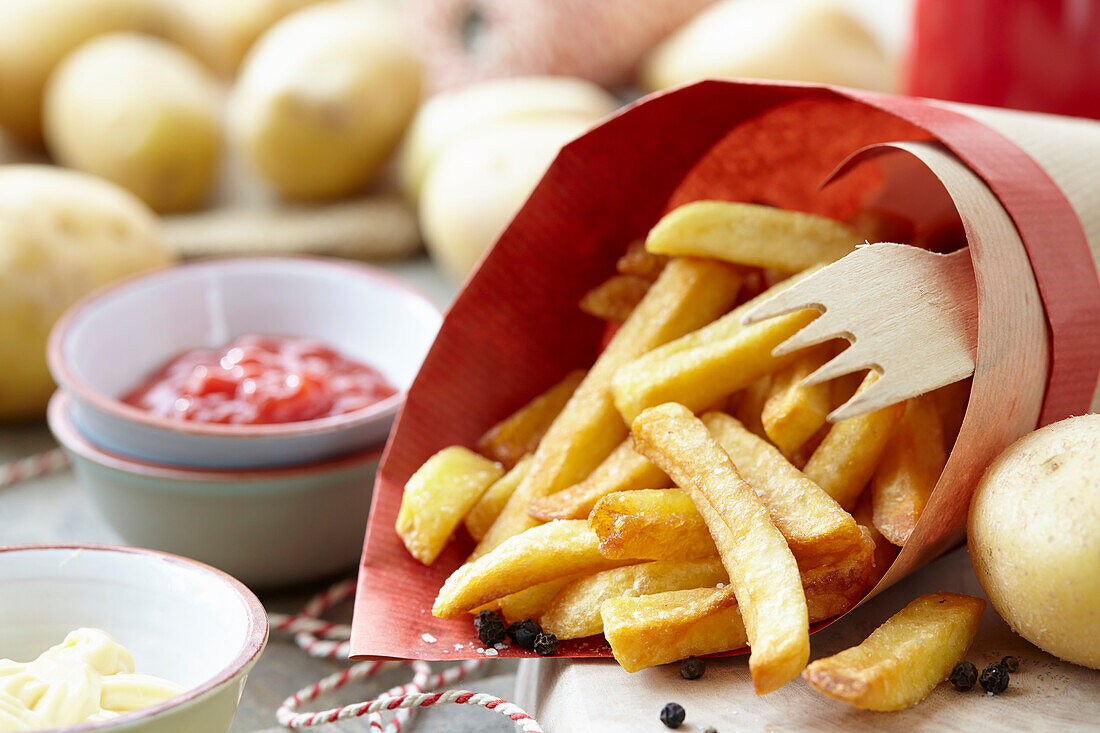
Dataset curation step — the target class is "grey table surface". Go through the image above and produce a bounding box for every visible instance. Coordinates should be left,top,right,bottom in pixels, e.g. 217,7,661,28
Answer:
0,257,520,733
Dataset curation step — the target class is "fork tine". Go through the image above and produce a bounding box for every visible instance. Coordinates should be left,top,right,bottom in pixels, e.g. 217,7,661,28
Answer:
828,370,904,422
742,287,825,326
772,314,849,357
801,342,878,386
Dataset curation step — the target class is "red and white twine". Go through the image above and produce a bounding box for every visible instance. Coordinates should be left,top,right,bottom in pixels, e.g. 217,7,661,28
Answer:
0,448,69,488
269,581,544,731
4,452,541,731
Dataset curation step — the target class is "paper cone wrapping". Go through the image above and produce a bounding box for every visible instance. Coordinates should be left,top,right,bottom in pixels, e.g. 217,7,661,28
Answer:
351,80,1100,661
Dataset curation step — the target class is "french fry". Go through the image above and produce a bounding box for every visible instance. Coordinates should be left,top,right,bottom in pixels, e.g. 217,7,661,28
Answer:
871,395,946,547
632,403,808,694
762,345,833,456
702,412,864,563
579,274,651,322
733,375,772,439
645,201,859,272
498,576,577,624
616,238,668,281
803,372,905,510
541,558,727,639
477,369,585,469
465,455,531,542
852,492,898,587
602,533,874,673
603,587,746,673
395,447,504,565
433,520,641,619
590,489,717,562
471,257,743,560
608,267,820,424
802,592,985,711
612,307,818,423
527,438,668,521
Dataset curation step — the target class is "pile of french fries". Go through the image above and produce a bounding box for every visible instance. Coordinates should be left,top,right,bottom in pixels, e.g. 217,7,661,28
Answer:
396,201,972,697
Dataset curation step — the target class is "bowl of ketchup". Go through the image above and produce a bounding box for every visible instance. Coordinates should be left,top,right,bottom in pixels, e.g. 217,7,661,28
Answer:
48,257,441,469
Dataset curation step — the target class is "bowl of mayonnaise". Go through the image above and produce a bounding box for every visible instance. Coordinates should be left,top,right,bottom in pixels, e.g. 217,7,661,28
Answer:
0,543,267,733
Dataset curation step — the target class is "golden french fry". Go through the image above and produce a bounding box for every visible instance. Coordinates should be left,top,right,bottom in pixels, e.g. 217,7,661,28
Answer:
471,257,742,560
846,208,916,245
541,558,727,639
802,592,985,711
612,307,818,424
602,587,747,673
852,492,898,587
396,447,503,565
602,534,874,673
871,396,946,547
702,412,864,563
527,438,668,521
590,488,717,562
433,520,640,618
464,455,531,542
762,345,833,456
616,238,668,281
803,372,905,510
477,369,585,469
646,201,859,272
579,274,651,322
733,375,772,439
498,576,577,624
632,403,808,694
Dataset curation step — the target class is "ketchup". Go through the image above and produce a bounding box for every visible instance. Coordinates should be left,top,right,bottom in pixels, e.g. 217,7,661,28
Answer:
122,335,397,425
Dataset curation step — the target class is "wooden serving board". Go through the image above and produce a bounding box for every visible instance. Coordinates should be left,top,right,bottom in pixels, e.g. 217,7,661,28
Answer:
515,547,1100,731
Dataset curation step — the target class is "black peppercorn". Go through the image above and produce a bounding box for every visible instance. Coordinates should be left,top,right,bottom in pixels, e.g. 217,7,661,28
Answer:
703,728,718,733
659,702,686,729
949,661,978,691
506,619,542,650
979,663,1010,694
679,656,706,680
474,610,506,647
1000,655,1019,673
533,632,558,656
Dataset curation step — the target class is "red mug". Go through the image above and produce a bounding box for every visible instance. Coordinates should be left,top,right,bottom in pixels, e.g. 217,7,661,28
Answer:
906,0,1100,119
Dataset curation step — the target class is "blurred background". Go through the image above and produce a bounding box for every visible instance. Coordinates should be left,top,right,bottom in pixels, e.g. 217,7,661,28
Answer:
1,0,1098,424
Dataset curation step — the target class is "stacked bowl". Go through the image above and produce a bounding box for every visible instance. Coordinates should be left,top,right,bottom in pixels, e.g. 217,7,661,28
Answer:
45,257,441,588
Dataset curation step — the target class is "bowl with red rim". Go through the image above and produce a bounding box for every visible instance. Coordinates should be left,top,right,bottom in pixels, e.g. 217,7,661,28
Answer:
47,391,381,587
0,543,267,732
47,256,442,469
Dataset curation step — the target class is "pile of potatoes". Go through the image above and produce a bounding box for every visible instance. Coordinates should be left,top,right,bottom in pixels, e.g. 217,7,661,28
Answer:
0,0,422,212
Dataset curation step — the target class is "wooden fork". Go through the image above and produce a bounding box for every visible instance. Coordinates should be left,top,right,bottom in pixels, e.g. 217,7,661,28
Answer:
743,243,978,422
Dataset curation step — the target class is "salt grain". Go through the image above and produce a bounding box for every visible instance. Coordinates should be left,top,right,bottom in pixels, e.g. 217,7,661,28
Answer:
421,633,437,643
453,643,464,651
485,648,499,656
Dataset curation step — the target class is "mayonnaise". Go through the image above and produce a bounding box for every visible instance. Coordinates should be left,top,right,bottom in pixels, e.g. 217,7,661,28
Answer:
0,628,185,731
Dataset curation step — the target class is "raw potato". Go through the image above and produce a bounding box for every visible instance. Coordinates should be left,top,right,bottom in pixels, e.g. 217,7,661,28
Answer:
969,415,1100,669
229,0,421,200
0,166,172,420
419,116,591,280
401,75,618,201
161,0,324,76
642,0,893,94
44,34,223,213
0,0,175,144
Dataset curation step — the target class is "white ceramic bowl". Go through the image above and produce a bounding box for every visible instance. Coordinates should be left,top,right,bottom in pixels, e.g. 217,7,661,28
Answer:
49,391,380,588
0,543,267,733
48,256,441,469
